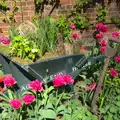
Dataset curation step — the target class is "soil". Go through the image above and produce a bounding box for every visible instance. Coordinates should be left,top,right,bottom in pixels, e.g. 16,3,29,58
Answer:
0,43,89,65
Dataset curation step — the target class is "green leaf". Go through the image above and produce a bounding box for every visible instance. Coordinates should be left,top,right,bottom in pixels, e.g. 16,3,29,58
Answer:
40,109,56,119
110,106,118,113
116,101,120,107
56,105,66,115
7,89,13,99
0,102,10,107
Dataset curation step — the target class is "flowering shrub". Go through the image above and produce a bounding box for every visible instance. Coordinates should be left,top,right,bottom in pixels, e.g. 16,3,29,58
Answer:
1,74,90,120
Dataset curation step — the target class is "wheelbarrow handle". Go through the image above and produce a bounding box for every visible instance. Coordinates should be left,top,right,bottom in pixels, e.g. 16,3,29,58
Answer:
71,55,105,79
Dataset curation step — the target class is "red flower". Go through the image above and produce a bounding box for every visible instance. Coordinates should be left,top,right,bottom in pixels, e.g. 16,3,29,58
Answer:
64,74,74,84
23,94,35,105
88,82,96,91
71,23,76,29
53,74,74,88
28,80,44,92
53,74,66,87
100,46,106,53
96,23,103,30
9,99,22,109
100,25,108,32
99,40,107,46
72,33,80,40
96,34,103,39
4,76,16,87
0,36,10,45
115,56,120,63
96,23,108,32
110,68,118,77
112,32,119,38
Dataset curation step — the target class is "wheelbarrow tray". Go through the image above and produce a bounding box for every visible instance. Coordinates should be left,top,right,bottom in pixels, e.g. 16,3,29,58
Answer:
28,54,85,81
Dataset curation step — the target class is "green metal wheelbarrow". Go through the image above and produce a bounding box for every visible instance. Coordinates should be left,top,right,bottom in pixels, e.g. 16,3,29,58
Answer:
0,53,105,93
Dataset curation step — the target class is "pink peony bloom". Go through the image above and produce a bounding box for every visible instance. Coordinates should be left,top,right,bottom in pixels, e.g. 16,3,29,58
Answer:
100,46,106,53
96,34,103,39
4,76,16,87
0,36,10,45
23,94,35,105
28,80,44,92
9,99,22,109
96,23,103,30
71,23,76,29
64,74,74,84
99,40,107,46
88,82,96,91
96,23,108,32
72,33,80,40
110,68,118,77
100,25,108,32
112,32,119,38
115,56,120,63
53,74,66,87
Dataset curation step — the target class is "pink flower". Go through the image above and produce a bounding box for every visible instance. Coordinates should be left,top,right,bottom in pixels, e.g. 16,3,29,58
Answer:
100,25,108,32
72,33,80,40
53,74,66,87
88,82,96,91
9,99,22,109
96,34,103,39
112,32,119,38
71,23,76,29
28,80,44,92
115,56,120,63
96,23,103,30
0,36,4,41
23,94,35,105
64,74,74,84
0,36,10,45
96,23,108,32
4,76,16,87
100,46,106,53
99,40,107,46
110,68,118,77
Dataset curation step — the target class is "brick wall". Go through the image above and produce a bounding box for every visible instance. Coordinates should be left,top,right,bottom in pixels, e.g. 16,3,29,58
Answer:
0,0,120,39
0,0,35,36
43,0,120,41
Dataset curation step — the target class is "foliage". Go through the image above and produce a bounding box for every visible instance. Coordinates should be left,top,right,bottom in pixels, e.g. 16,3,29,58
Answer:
62,100,98,120
0,3,10,12
100,92,120,120
9,35,39,61
111,16,120,28
75,0,91,13
71,13,89,30
56,15,70,42
96,6,107,23
0,0,19,25
32,17,58,55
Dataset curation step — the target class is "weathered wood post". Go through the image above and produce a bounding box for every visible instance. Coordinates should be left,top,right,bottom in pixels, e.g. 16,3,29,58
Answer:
91,37,120,115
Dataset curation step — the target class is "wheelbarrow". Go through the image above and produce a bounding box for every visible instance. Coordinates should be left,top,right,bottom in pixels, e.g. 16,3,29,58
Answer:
0,53,105,93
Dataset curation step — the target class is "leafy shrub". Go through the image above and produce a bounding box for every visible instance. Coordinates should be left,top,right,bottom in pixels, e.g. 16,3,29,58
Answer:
56,15,70,42
9,35,39,61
